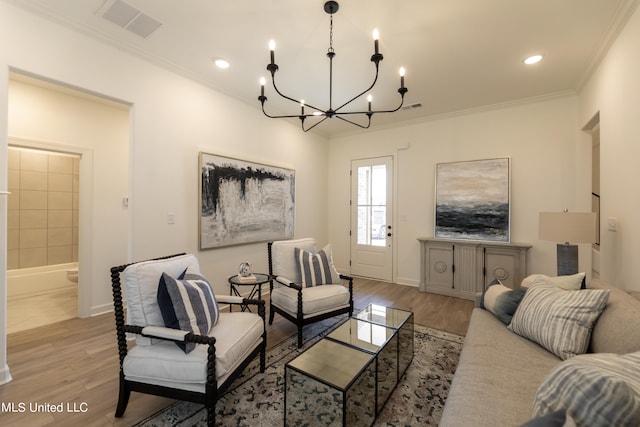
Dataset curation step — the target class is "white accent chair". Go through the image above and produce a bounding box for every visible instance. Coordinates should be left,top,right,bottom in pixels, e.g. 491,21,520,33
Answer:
268,238,354,347
110,253,266,427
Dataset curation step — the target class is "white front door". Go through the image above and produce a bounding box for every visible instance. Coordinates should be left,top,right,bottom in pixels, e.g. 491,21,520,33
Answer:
350,156,393,281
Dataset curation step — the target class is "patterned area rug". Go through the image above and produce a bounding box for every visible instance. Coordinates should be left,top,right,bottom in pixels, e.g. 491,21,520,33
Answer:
134,315,463,427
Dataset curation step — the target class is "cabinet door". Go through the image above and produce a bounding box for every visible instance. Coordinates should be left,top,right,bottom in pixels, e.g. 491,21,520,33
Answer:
454,244,479,297
483,247,521,289
425,244,453,292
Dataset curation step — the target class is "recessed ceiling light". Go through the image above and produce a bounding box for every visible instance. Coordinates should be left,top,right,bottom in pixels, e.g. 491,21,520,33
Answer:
213,58,230,69
524,55,543,65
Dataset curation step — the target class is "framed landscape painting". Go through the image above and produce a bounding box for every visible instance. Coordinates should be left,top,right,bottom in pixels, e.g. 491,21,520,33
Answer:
199,153,295,249
435,157,510,242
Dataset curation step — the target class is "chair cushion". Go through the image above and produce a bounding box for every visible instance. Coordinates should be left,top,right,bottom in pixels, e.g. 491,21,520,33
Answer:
270,238,316,284
157,266,219,353
123,312,263,393
123,254,200,345
271,284,350,317
295,244,341,287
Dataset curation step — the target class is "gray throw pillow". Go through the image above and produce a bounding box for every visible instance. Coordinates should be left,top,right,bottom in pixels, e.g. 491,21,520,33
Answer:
481,280,527,324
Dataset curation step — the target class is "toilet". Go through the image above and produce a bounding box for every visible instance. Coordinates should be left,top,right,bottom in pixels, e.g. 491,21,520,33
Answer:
66,267,79,283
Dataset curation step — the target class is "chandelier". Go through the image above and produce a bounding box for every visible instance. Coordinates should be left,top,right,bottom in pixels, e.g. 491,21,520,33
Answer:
258,1,408,132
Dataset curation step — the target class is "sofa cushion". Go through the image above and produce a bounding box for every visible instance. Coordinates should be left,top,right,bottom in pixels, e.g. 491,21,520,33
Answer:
157,267,219,353
294,244,341,287
123,311,263,393
123,254,200,345
532,351,640,427
271,284,350,317
481,280,527,324
270,238,316,284
439,308,560,427
588,279,640,354
508,283,609,360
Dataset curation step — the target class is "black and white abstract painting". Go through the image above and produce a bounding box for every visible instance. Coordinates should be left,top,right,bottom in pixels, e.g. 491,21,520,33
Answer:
199,153,295,249
435,157,510,242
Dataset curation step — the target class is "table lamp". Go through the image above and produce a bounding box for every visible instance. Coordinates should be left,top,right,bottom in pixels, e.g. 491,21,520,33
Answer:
539,210,596,276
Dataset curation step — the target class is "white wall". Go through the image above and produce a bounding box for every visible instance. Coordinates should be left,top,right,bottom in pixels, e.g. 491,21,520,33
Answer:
329,96,591,286
0,2,329,384
579,5,640,289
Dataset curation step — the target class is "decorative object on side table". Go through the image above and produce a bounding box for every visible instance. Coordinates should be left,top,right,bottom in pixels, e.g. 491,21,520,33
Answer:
237,261,256,283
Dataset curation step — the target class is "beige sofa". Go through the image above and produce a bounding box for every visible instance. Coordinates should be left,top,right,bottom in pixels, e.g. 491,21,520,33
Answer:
439,278,640,426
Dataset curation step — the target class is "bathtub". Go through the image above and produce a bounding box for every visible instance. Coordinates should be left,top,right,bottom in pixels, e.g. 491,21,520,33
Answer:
7,262,78,300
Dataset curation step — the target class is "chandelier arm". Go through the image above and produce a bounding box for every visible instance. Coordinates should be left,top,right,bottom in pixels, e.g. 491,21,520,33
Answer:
270,75,325,113
301,116,330,132
333,65,380,113
261,104,309,119
337,89,407,115
335,114,372,129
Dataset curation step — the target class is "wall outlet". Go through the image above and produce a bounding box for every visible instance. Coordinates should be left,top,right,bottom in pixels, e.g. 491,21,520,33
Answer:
607,217,617,232
167,213,176,224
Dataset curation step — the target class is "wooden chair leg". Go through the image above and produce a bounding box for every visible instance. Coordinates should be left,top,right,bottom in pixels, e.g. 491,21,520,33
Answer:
206,405,215,427
297,325,303,348
268,306,275,325
114,377,131,418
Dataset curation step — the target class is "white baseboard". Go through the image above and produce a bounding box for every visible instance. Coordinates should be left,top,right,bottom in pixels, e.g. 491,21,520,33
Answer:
394,277,419,287
89,302,115,317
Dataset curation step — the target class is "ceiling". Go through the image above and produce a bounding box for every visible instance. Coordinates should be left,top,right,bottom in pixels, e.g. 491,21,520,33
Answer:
9,0,639,137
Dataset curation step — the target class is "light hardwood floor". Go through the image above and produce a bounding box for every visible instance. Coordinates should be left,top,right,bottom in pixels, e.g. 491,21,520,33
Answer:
0,278,473,427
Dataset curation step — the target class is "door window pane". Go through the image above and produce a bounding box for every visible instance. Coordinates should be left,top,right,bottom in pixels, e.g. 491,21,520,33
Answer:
357,164,386,247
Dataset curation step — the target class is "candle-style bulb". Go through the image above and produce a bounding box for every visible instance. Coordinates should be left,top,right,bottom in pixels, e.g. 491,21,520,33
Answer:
269,40,276,65
300,99,305,115
372,29,380,54
260,77,266,96
367,94,372,111
399,67,405,89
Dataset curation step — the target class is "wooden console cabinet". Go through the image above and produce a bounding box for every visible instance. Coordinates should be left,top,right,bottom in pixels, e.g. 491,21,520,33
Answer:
418,237,531,300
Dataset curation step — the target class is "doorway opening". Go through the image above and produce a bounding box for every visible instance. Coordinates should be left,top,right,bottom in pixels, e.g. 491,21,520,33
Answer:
6,146,80,333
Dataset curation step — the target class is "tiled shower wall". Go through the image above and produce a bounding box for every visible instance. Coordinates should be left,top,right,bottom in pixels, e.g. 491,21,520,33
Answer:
7,147,80,270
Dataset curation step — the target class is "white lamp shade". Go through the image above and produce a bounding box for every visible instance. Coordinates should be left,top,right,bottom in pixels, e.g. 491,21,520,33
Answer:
539,212,597,244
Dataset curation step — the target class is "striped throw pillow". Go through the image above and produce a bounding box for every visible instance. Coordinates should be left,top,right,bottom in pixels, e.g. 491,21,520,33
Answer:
157,266,219,353
532,351,640,427
507,283,609,360
295,244,341,287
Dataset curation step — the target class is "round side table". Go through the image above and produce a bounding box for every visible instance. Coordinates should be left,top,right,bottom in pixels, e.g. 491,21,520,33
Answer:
227,273,271,312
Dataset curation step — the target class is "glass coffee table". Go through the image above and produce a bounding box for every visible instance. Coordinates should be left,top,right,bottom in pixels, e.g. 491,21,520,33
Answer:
284,304,414,426
354,304,414,378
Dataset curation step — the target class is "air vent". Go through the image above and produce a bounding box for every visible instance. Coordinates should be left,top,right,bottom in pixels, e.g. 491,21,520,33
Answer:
402,103,423,111
98,0,162,39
